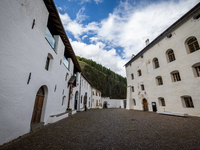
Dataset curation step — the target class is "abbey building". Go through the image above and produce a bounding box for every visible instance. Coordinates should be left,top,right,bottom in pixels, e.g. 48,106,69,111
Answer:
125,2,200,117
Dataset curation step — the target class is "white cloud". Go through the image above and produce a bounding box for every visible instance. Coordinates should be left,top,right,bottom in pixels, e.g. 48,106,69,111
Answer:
94,0,103,4
59,0,199,76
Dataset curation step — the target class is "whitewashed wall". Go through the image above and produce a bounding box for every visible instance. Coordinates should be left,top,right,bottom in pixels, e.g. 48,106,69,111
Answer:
79,75,92,111
0,0,80,145
101,97,126,108
91,88,101,108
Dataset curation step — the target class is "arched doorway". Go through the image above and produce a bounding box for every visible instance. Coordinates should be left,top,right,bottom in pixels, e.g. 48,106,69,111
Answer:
31,86,45,124
74,91,78,110
143,99,148,111
103,101,107,109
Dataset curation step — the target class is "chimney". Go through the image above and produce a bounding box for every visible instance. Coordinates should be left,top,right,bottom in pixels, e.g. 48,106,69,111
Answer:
145,39,149,46
132,54,135,58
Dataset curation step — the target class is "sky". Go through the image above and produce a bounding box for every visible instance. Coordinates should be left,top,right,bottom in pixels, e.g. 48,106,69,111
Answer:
54,0,199,77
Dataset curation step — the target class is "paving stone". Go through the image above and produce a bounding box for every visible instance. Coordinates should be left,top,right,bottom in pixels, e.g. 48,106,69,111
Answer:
1,109,200,150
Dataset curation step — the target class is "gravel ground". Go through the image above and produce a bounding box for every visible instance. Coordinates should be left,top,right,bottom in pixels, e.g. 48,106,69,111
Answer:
1,109,200,150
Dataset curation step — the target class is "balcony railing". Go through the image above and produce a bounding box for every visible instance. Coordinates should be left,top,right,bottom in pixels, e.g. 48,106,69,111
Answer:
45,27,56,51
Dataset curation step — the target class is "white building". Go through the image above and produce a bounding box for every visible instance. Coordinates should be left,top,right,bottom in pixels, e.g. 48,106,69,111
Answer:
101,97,126,109
79,74,92,111
125,3,200,117
91,87,102,108
0,0,82,145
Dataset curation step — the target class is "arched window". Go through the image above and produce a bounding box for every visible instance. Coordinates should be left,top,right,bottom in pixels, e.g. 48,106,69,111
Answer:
167,50,176,62
192,62,200,77
156,76,163,85
45,53,53,71
138,70,142,76
153,58,160,69
132,86,134,92
133,99,136,106
62,96,66,106
158,97,165,106
181,96,194,108
141,84,145,90
171,71,181,82
187,37,200,53
131,73,134,80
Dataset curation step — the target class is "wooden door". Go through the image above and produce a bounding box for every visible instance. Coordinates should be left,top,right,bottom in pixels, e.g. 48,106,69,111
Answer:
143,99,148,111
31,95,44,124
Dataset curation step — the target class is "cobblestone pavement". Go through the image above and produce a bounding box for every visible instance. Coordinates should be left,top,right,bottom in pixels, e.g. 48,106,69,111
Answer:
1,109,200,150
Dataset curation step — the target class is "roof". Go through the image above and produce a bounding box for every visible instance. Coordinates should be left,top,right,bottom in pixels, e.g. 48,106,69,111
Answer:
43,0,82,72
81,73,93,86
68,76,76,86
125,2,200,67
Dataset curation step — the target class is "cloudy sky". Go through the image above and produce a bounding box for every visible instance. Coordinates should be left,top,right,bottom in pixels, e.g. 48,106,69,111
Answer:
54,0,199,77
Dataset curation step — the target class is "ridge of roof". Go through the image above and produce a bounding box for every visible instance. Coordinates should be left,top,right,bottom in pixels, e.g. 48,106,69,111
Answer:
43,0,82,72
125,2,200,67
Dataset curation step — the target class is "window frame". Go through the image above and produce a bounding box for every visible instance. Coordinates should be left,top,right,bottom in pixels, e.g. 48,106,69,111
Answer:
182,96,194,108
168,50,176,62
153,58,160,69
141,84,145,91
138,70,142,76
188,37,200,53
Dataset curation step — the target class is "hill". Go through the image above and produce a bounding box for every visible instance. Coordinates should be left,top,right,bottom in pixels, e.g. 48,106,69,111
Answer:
77,56,127,99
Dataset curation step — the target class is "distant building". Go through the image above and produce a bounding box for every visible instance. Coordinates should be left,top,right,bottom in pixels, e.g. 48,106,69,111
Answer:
125,3,200,117
91,87,102,108
79,74,92,111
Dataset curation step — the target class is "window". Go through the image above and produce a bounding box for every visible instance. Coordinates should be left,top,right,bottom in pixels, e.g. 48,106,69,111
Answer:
131,73,134,80
153,58,160,69
141,84,145,90
65,73,69,81
133,99,136,106
45,56,50,70
171,71,181,82
195,66,200,77
156,76,163,85
138,70,142,76
132,86,134,92
62,96,66,106
167,50,176,62
63,56,70,69
183,96,194,108
158,98,165,106
187,37,200,53
96,100,98,106
45,27,56,50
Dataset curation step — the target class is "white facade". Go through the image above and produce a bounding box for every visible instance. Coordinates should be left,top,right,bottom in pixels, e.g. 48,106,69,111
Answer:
79,74,92,111
101,97,126,109
0,0,82,145
125,3,200,117
91,88,102,108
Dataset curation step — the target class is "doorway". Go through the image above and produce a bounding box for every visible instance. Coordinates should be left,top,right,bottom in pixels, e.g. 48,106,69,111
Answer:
74,91,78,110
31,86,45,124
143,99,148,111
103,101,107,109
152,102,157,112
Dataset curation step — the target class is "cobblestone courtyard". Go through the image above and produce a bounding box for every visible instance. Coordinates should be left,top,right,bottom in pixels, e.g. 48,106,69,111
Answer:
1,109,200,150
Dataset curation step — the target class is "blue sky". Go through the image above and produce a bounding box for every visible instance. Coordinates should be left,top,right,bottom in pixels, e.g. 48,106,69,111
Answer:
54,0,199,77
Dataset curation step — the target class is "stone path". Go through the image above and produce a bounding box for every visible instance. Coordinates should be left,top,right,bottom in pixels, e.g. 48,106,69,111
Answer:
1,109,200,150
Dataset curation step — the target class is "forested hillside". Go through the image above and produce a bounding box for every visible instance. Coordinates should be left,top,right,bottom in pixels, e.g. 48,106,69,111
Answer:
77,56,127,99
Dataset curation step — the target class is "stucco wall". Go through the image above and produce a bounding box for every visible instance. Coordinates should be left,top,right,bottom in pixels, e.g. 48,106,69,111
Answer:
126,13,200,116
101,97,126,108
91,88,101,108
0,0,80,145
